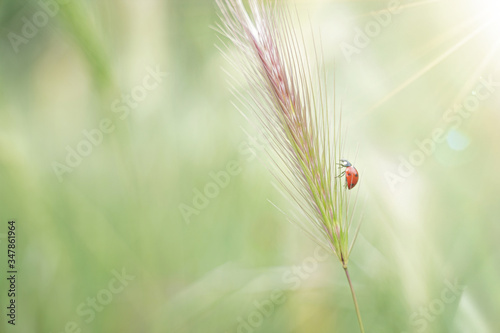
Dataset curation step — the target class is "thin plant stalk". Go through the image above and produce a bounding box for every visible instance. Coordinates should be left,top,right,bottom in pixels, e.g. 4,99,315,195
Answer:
215,0,365,331
344,266,365,333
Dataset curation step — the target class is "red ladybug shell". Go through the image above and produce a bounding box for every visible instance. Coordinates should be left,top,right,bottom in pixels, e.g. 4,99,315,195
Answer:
345,166,359,189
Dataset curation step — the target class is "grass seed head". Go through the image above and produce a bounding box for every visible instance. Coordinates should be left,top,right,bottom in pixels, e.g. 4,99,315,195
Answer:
216,0,360,267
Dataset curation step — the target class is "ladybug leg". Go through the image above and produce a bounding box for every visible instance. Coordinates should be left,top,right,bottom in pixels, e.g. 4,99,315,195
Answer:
340,178,348,188
336,170,346,178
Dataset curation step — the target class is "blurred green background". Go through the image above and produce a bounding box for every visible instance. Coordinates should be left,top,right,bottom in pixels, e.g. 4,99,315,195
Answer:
1,0,499,332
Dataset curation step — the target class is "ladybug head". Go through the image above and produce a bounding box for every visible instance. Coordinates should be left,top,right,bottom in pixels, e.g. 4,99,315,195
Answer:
339,159,352,167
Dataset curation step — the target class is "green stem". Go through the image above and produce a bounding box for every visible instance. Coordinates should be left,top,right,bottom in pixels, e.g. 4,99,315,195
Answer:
344,266,365,333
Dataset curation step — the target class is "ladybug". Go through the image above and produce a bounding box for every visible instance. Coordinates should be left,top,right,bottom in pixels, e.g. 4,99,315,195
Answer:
338,159,359,189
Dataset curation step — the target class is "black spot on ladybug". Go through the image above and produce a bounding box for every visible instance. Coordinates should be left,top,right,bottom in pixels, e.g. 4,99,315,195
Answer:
355,174,358,177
